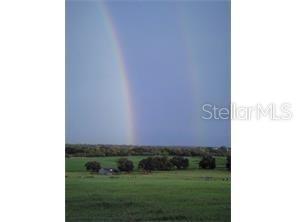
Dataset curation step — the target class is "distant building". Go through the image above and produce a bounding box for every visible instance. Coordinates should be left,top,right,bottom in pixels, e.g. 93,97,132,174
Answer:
99,168,119,175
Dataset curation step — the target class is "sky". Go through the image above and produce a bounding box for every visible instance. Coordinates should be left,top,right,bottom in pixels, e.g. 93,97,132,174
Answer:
66,0,230,147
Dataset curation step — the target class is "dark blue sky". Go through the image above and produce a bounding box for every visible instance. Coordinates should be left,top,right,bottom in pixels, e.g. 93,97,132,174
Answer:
66,0,230,147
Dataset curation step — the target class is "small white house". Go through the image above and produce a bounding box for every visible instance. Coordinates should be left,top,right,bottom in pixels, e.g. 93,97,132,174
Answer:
99,168,119,175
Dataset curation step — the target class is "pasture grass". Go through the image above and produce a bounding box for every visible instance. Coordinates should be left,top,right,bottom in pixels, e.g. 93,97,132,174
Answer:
66,156,230,222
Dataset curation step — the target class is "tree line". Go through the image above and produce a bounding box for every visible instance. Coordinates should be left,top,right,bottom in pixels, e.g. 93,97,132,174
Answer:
66,144,230,157
84,155,231,173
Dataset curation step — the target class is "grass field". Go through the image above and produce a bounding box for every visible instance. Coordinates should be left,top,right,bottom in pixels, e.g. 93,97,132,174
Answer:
66,156,230,222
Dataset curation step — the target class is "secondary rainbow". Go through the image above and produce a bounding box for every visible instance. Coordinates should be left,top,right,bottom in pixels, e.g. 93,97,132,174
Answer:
99,2,136,145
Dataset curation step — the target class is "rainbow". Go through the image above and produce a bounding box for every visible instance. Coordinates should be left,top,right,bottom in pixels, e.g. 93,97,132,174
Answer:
98,2,136,145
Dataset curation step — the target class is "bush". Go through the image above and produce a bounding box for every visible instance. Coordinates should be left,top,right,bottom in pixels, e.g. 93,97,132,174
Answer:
199,156,216,169
85,161,101,172
226,155,231,171
117,158,134,172
170,156,189,169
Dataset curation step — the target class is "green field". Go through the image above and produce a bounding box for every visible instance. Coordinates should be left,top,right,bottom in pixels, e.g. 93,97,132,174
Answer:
66,156,230,222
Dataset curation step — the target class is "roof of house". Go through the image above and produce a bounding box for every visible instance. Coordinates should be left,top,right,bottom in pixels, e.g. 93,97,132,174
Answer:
99,168,119,172
101,167,116,171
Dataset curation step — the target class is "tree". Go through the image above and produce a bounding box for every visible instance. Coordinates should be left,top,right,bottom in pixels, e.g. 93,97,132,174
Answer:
138,156,173,172
117,158,134,172
170,156,189,169
226,155,231,171
199,156,216,169
85,161,101,172
151,156,173,171
138,157,153,173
